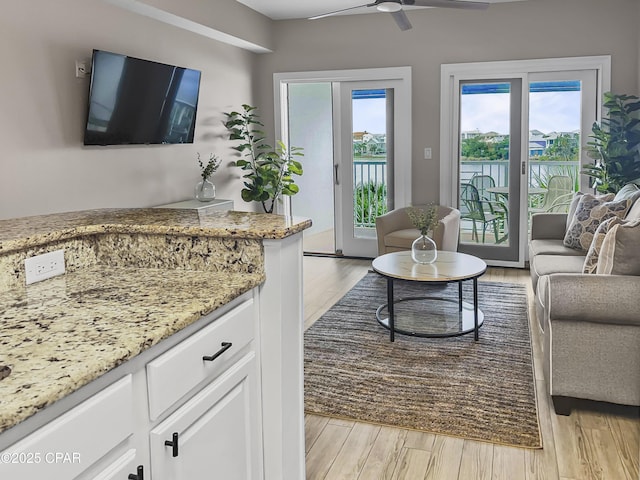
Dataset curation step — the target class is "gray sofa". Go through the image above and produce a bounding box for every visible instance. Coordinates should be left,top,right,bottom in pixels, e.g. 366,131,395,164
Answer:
529,186,640,415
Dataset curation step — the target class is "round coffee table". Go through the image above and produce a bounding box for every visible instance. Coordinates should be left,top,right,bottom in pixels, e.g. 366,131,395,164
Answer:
371,251,487,342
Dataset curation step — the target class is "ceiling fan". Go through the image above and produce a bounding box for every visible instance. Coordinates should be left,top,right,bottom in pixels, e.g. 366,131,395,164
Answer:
309,0,489,31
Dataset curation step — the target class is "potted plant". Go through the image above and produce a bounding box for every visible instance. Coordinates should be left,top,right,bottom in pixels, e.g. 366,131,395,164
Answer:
195,153,222,202
223,104,303,214
583,92,640,193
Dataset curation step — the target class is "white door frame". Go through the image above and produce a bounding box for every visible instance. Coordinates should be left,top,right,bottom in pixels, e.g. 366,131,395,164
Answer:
274,67,412,256
440,55,611,267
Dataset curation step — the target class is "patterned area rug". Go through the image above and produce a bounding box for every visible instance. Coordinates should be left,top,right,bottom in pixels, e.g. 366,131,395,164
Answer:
304,273,542,448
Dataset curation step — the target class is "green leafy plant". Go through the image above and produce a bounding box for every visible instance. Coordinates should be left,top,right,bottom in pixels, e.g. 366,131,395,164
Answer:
583,92,640,193
354,181,387,226
197,152,221,181
223,104,303,214
407,204,438,236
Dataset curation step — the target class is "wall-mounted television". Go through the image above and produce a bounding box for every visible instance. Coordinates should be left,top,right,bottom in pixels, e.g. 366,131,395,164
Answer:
83,50,201,146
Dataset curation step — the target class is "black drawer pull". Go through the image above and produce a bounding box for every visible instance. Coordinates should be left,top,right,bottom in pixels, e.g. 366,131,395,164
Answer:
203,342,233,362
165,432,179,457
128,465,144,480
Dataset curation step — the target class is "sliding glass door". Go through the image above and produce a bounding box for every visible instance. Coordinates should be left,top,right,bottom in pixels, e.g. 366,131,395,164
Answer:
278,68,412,259
441,57,608,266
457,79,522,263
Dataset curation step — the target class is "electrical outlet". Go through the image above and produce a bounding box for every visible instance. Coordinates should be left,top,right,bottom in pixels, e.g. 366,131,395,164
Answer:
75,60,88,78
25,250,66,285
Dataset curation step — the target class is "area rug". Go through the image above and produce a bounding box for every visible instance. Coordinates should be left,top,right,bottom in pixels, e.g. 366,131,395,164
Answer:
304,273,542,448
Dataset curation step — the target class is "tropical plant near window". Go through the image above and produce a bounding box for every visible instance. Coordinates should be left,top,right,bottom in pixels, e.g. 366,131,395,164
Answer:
583,92,640,193
354,181,387,227
223,104,303,214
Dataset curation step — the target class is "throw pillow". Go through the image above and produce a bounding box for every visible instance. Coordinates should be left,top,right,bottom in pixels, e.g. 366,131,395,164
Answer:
565,192,584,232
596,219,640,275
563,194,628,251
582,217,624,274
613,183,640,202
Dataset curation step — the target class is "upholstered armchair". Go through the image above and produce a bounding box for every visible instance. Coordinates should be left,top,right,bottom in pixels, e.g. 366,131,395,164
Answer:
375,205,460,256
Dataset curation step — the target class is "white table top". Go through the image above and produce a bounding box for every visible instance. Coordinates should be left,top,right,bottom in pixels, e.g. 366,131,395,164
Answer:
371,251,487,282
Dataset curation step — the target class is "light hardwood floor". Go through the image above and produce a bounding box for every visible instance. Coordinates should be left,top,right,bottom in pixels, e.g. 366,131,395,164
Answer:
302,256,640,480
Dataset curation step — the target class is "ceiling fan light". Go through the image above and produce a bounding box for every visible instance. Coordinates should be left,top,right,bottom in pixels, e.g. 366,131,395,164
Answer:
376,2,402,13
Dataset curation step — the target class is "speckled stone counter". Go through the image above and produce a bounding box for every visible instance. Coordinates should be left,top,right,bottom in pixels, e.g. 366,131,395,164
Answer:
0,208,311,434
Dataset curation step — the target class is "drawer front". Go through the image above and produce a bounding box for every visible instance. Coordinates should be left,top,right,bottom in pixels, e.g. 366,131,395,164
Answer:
0,375,134,480
147,297,255,420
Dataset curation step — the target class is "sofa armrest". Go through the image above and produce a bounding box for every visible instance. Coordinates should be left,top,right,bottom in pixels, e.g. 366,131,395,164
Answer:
375,208,413,255
547,273,640,326
530,213,568,240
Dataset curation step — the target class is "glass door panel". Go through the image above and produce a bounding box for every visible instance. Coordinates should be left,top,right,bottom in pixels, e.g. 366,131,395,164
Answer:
527,71,597,226
287,83,336,254
339,80,399,258
457,80,521,263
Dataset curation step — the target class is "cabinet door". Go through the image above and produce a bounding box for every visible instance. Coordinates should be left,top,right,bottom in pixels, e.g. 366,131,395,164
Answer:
150,353,263,480
90,449,139,480
0,375,134,480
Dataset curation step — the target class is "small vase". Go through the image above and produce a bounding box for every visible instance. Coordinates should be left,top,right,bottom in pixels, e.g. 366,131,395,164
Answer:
195,179,216,202
411,234,437,264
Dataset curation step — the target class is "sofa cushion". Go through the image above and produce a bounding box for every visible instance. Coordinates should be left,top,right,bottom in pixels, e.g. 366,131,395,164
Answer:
596,219,640,275
563,194,630,251
384,228,420,250
529,238,585,257
582,217,625,274
530,254,585,291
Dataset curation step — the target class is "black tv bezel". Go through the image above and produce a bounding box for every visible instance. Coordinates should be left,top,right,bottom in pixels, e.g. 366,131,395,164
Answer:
83,49,202,146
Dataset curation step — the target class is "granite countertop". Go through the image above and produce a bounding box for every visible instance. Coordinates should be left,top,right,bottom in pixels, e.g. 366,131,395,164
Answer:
0,207,310,435
0,208,312,254
0,266,263,434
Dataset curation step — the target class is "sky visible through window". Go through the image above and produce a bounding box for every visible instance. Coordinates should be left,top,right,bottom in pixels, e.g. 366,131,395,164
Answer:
353,86,582,135
461,90,581,134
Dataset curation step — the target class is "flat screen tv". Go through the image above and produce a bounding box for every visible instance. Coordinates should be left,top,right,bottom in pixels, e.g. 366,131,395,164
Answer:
83,50,201,146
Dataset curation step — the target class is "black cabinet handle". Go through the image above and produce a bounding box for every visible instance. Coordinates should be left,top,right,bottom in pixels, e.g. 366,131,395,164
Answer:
165,431,179,457
128,465,144,480
203,342,232,362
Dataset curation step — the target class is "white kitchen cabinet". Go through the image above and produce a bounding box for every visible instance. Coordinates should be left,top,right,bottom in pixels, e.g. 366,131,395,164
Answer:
0,375,134,480
149,353,262,480
91,449,140,480
0,292,263,480
146,297,255,420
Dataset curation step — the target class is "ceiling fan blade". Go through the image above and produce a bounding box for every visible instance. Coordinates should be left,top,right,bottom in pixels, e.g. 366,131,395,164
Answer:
391,10,413,30
404,0,490,10
309,3,376,20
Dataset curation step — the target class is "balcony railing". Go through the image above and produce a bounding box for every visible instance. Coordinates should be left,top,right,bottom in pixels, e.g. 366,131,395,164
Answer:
353,159,579,229
353,160,387,228
461,159,580,189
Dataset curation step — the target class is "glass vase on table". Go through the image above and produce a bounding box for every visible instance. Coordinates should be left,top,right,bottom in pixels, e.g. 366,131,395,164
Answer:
411,234,437,264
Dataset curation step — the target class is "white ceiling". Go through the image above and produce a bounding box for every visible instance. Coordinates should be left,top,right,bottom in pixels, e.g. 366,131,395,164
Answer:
236,0,525,21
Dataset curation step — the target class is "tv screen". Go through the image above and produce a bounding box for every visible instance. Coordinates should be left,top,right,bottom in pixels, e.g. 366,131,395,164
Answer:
83,50,201,146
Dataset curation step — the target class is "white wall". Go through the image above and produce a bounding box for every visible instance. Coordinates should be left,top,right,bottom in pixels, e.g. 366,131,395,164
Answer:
0,0,260,220
256,0,640,205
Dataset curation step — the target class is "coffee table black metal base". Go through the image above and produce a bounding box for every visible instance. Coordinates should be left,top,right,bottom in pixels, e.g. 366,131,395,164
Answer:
377,277,483,342
371,251,487,343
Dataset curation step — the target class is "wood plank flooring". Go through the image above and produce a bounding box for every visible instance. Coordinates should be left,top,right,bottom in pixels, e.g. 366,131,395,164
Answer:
302,256,640,480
